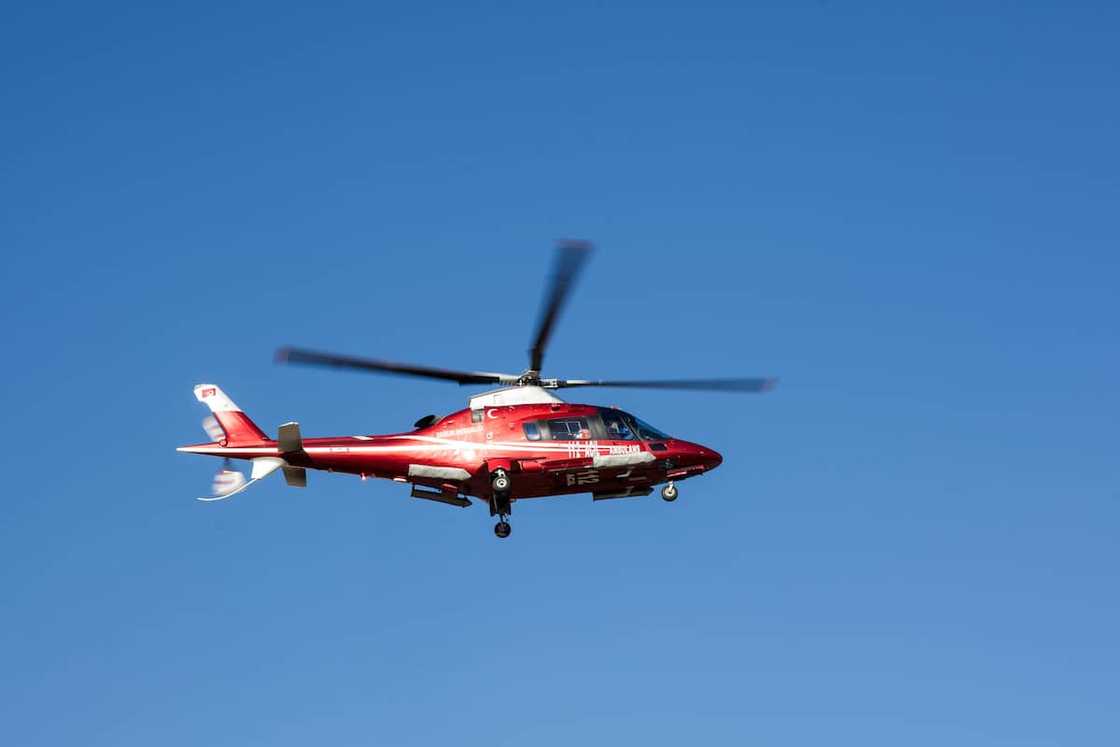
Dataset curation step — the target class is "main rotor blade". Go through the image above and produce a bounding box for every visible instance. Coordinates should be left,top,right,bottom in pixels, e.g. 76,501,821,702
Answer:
528,240,593,374
276,347,518,386
554,377,779,393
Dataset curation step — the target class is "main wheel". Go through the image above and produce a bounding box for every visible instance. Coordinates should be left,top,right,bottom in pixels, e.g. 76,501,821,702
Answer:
494,521,512,539
661,483,679,502
491,469,511,493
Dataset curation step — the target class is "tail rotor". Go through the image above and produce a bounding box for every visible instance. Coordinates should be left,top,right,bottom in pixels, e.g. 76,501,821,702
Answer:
201,415,224,442
200,459,248,502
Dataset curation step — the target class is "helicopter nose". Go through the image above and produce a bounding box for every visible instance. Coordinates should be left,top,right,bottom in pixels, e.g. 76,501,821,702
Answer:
683,442,722,471
702,446,723,470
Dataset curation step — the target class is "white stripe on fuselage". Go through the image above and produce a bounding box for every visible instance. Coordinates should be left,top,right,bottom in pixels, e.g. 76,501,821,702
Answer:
191,433,637,456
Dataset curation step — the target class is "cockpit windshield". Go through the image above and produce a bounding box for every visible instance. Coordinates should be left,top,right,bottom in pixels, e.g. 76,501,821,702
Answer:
630,415,670,441
600,408,670,441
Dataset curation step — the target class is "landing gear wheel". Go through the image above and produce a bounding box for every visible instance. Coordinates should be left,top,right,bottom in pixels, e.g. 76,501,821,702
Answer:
494,521,512,539
661,483,679,502
491,469,511,493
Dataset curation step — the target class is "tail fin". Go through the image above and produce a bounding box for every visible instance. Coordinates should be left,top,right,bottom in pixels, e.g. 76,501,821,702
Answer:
193,384,270,445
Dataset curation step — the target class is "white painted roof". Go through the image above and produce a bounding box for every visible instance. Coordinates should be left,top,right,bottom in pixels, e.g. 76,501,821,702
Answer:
468,386,565,410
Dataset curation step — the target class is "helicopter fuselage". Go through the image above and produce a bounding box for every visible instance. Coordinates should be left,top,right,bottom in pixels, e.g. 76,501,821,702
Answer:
179,397,722,503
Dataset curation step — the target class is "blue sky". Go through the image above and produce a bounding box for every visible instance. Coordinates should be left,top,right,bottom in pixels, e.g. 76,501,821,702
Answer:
2,2,1118,744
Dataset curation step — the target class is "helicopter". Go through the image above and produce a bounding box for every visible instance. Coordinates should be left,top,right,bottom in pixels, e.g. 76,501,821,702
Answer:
177,241,777,538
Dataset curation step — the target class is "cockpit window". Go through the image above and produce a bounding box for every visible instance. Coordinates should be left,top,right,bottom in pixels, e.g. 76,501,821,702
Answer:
600,409,637,441
630,415,670,441
523,422,542,441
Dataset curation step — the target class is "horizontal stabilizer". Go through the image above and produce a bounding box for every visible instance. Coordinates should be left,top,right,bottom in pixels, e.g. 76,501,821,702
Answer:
283,466,307,487
278,421,303,454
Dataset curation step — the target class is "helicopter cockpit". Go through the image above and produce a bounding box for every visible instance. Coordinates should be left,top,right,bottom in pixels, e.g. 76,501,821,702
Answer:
522,408,671,442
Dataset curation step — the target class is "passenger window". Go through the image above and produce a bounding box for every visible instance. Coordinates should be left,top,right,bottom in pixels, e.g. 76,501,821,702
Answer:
523,422,541,441
600,409,637,440
547,418,591,440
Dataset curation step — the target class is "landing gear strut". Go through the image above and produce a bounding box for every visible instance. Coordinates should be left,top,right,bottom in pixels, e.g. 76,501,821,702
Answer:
661,482,679,502
490,469,513,539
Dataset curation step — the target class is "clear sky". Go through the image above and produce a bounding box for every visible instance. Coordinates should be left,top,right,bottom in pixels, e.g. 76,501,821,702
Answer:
2,2,1118,745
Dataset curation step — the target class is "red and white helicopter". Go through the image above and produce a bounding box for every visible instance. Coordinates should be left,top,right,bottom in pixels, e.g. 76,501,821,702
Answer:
178,242,777,538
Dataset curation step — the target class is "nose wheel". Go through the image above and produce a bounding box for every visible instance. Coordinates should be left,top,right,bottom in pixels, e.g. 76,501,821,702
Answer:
661,482,679,502
494,521,512,538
